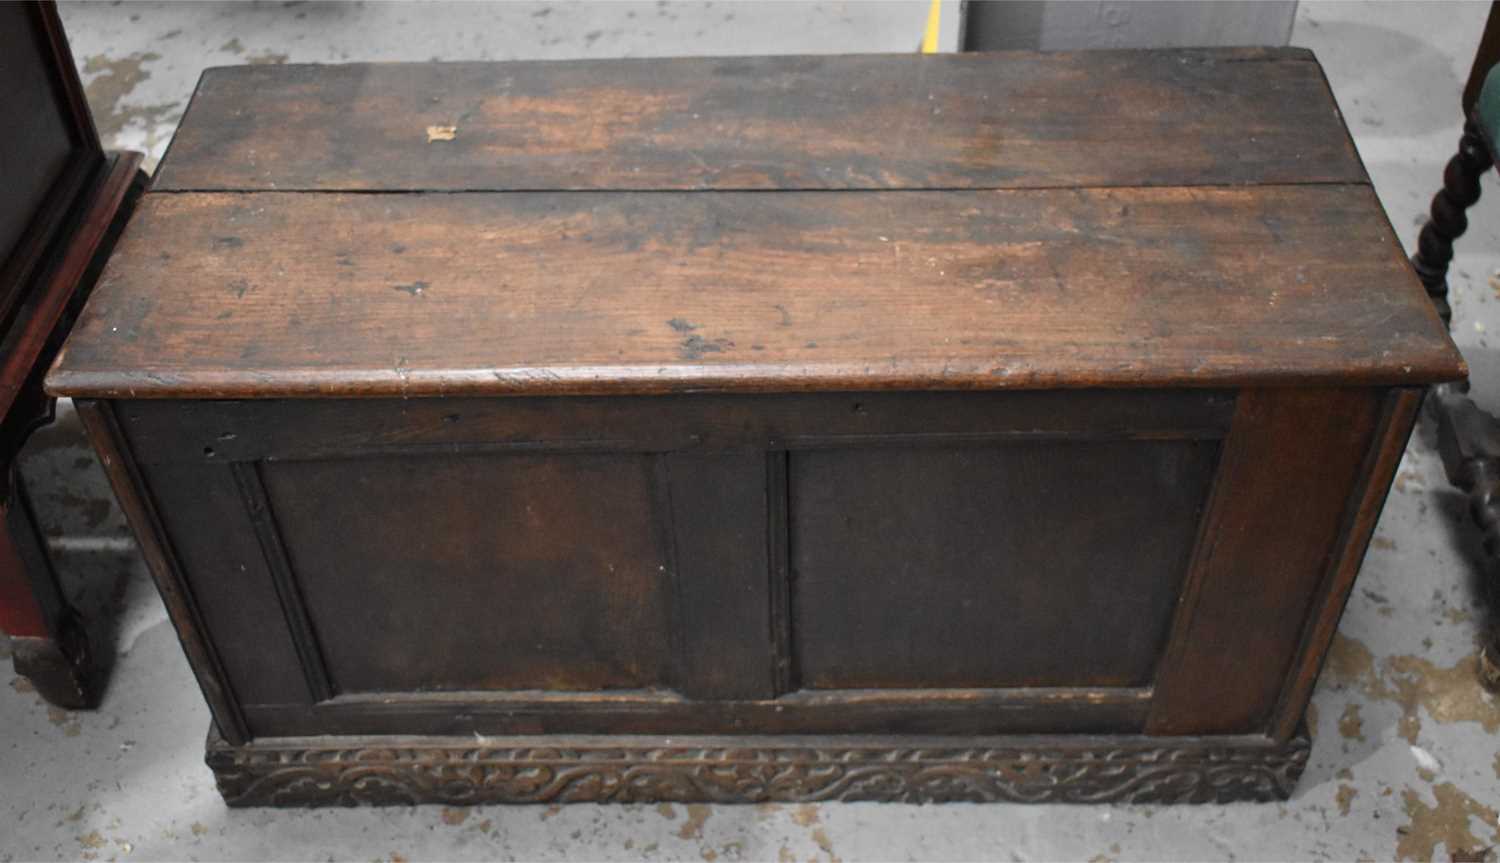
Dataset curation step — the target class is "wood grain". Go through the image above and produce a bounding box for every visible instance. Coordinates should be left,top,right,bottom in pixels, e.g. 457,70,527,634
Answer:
661,452,776,700
243,687,1153,738
0,0,140,708
1146,388,1382,736
47,185,1461,399
790,439,1217,689
1268,387,1423,739
76,399,252,743
259,452,674,695
111,390,1236,463
106,389,1222,739
139,459,316,707
153,49,1362,193
42,51,1453,800
205,729,1311,805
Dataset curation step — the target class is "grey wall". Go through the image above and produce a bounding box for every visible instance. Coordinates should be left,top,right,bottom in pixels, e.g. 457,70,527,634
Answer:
963,1,1297,51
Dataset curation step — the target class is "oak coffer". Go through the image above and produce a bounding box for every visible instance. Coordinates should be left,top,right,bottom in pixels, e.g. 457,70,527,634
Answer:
46,50,1464,806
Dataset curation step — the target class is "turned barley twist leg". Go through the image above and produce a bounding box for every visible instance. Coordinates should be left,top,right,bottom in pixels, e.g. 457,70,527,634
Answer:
1411,121,1494,327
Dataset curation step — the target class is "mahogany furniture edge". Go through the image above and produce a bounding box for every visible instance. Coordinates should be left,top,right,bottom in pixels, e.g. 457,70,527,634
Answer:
46,366,1464,402
0,1,99,333
1,154,145,419
1,150,146,707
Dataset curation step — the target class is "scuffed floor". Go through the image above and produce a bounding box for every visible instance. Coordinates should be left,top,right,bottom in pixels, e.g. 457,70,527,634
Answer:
3,2,1499,860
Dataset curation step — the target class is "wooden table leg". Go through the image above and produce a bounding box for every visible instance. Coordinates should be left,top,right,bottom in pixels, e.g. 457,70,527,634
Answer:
1,458,97,708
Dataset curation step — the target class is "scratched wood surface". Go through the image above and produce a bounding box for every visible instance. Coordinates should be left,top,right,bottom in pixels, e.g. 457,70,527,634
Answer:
47,50,1463,398
153,49,1362,192
50,184,1459,398
52,54,1458,784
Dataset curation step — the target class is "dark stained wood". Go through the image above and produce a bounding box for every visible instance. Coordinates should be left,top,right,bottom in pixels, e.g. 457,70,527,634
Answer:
258,452,674,694
767,451,793,695
790,440,1217,689
0,485,50,640
0,1,99,332
1270,388,1423,737
49,52,1463,804
244,686,1152,738
661,453,776,700
0,467,96,708
48,185,1461,399
155,50,1362,193
134,460,317,708
0,0,143,710
1146,388,1383,736
76,399,251,742
1,154,143,422
106,389,1224,729
1409,121,1493,325
0,27,142,711
0,1,75,245
231,462,335,703
112,390,1237,462
1413,0,1500,322
0,150,145,710
204,729,1311,806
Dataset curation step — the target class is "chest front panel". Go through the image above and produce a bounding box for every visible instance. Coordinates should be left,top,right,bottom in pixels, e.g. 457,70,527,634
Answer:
104,386,1385,740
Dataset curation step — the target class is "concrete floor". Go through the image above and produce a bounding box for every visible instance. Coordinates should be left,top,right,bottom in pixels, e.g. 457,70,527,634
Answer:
3,1,1500,860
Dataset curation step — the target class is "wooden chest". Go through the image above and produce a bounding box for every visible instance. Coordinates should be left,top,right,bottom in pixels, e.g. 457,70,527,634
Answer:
47,50,1463,806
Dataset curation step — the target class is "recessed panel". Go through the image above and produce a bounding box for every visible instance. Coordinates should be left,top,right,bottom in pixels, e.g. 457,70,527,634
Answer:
259,452,671,694
789,441,1217,689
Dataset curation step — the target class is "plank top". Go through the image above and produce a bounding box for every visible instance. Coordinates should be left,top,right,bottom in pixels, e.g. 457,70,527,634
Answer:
49,51,1464,398
154,49,1362,192
50,185,1460,397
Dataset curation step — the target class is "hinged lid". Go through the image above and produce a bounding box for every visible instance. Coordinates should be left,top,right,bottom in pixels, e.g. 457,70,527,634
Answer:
47,50,1465,399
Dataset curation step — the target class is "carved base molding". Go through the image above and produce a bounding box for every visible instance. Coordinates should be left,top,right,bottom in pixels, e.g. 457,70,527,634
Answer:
206,728,1310,807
